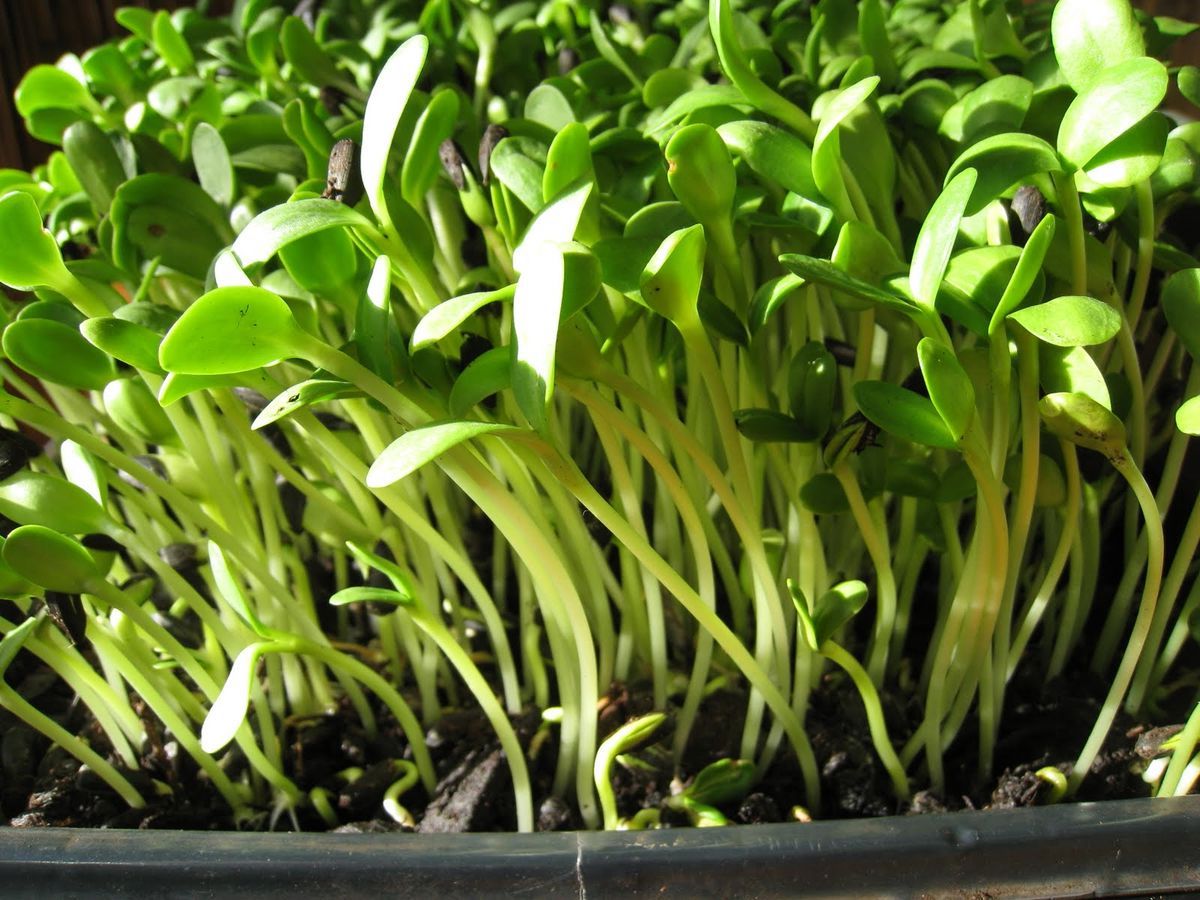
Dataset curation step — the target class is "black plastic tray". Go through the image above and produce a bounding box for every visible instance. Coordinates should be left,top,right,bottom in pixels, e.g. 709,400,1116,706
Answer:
0,795,1197,898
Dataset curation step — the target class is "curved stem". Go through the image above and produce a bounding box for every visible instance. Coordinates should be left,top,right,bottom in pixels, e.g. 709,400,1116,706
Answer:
1006,443,1080,680
821,641,910,801
408,610,532,832
832,460,896,685
1126,180,1156,331
291,638,436,794
553,452,821,812
678,321,791,751
1068,450,1163,794
0,681,145,808
564,381,718,768
1159,696,1200,797
1126,489,1200,712
1053,171,1088,297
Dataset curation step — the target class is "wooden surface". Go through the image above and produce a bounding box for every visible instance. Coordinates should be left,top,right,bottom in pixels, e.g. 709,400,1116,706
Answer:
0,0,206,169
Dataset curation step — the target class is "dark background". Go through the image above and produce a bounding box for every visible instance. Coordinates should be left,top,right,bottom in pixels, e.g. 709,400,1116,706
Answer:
0,0,1197,171
0,0,229,169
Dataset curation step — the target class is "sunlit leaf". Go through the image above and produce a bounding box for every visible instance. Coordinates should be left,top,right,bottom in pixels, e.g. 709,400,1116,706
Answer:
917,339,975,442
512,181,593,274
1177,395,1200,435
1039,345,1111,409
910,168,977,309
0,191,72,292
1009,295,1122,346
513,243,565,433
159,286,304,375
1052,0,1145,93
946,133,1060,216
361,35,428,225
367,421,521,488
232,199,374,267
208,542,268,637
1039,391,1126,455
1058,57,1168,171
252,378,358,430
412,285,515,351
200,643,267,753
0,473,107,535
2,525,99,594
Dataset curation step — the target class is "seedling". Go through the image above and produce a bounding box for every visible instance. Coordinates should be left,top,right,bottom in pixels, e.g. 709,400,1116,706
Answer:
0,0,1194,834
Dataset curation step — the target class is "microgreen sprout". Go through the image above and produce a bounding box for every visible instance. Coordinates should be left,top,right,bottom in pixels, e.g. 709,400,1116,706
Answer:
0,0,1195,834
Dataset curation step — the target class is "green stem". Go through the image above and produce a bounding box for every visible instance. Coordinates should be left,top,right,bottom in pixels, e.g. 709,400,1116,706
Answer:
832,460,896,685
59,272,115,319
565,381,717,767
821,641,910,801
290,637,436,793
555,454,821,812
1053,171,1088,296
408,610,532,831
1068,450,1163,793
1158,696,1200,797
1047,523,1087,679
678,320,791,749
0,682,145,808
1125,489,1200,712
95,626,246,812
590,406,668,709
1006,443,1080,680
0,615,142,763
89,578,301,802
1126,180,1155,331
0,391,326,643
710,0,816,141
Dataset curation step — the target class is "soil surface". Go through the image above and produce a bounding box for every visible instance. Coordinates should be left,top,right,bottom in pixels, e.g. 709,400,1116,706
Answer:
0,632,1183,833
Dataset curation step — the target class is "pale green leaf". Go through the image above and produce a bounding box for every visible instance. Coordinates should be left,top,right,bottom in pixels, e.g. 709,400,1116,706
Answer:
367,421,520,488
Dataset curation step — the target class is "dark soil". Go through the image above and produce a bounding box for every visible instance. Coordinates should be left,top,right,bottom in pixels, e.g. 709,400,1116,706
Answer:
0,637,1182,833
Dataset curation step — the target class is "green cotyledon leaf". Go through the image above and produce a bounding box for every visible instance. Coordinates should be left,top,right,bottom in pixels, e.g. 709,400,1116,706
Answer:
3,319,115,391
778,255,914,317
0,192,73,293
512,242,565,433
1057,57,1168,171
1176,395,1200,436
158,286,306,375
200,642,268,753
412,285,516,351
945,133,1061,217
910,168,977,310
1039,391,1126,456
361,34,428,227
1039,345,1111,409
1162,268,1200,360
0,473,108,536
232,199,374,267
449,346,512,417
1008,296,1122,347
1051,0,1145,94
367,421,524,488
2,525,100,594
917,338,975,443
853,381,957,449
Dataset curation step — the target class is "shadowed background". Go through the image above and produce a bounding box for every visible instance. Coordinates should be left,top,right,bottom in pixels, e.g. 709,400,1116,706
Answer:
0,0,229,169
